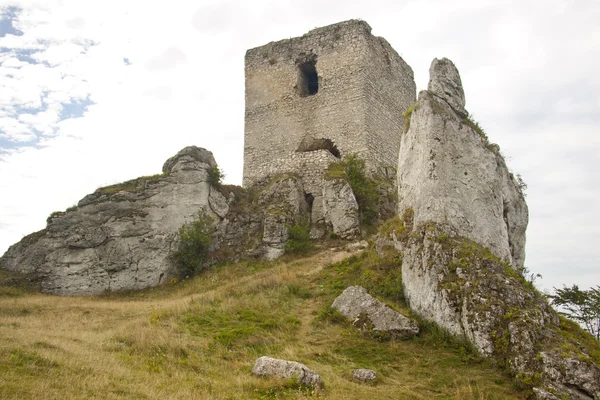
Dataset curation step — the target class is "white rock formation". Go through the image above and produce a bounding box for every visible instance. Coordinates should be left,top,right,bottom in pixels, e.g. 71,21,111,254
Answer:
397,58,599,399
398,58,527,268
0,146,227,295
322,178,360,239
257,177,309,260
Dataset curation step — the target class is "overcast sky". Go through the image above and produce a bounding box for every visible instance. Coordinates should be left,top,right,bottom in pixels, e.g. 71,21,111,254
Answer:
0,0,598,292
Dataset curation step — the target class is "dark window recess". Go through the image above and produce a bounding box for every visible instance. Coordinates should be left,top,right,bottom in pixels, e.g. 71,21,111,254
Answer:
298,61,318,96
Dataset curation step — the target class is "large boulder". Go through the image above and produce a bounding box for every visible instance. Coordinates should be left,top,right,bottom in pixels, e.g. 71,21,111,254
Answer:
332,286,419,338
251,356,323,389
257,176,309,260
322,178,360,239
0,146,228,295
397,59,600,399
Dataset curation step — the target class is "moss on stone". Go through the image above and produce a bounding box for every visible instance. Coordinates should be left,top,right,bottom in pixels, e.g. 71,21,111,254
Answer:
402,102,420,133
95,174,165,195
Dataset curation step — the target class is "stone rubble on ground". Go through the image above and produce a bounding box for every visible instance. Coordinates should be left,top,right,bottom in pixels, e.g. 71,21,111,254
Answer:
352,369,377,382
251,356,323,389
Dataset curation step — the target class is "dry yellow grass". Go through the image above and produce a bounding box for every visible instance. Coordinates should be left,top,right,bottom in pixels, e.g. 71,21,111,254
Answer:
0,249,525,399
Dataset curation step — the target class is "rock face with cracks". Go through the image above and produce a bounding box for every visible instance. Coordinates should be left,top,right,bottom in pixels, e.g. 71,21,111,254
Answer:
251,356,323,388
0,147,228,295
322,178,360,239
397,58,600,399
257,176,309,260
332,286,419,338
398,58,527,269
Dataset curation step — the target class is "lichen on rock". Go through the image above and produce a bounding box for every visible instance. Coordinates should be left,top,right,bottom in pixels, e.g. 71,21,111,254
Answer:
396,57,600,398
0,146,227,295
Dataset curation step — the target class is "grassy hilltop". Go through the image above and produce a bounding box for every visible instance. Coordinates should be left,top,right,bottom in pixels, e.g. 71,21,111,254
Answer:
0,244,529,400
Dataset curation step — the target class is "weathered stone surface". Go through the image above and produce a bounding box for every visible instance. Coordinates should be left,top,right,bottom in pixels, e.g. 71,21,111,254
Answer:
244,19,416,194
322,178,360,239
332,286,419,338
352,369,377,382
532,388,561,400
400,226,600,399
398,63,528,268
258,177,309,260
427,57,467,118
0,146,227,295
251,356,323,388
162,146,216,174
397,59,599,399
538,352,600,400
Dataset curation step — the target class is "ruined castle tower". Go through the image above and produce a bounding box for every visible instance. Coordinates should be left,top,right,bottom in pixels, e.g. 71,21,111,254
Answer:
243,20,416,194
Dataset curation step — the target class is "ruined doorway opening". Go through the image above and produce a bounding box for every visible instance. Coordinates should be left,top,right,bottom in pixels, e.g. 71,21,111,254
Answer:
298,60,319,96
296,137,341,158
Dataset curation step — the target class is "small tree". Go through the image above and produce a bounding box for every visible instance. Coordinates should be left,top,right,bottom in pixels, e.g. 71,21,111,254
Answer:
325,154,380,227
549,285,600,340
284,220,312,254
170,211,214,277
207,165,225,188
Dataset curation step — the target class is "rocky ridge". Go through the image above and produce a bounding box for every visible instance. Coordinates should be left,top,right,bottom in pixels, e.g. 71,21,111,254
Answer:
397,58,600,399
0,150,363,295
0,147,228,295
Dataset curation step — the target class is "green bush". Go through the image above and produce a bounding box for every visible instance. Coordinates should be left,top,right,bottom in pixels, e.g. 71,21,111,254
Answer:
325,154,380,227
170,211,214,277
284,220,312,254
207,165,225,188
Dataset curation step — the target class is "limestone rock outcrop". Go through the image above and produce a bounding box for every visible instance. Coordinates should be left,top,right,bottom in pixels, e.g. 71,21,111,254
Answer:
0,146,227,295
332,286,419,338
322,178,360,239
251,356,323,388
427,57,467,118
398,58,527,268
398,59,600,399
257,176,309,260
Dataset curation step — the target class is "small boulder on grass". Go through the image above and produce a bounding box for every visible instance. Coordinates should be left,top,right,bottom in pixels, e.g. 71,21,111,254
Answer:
251,356,323,389
332,286,419,338
353,368,377,383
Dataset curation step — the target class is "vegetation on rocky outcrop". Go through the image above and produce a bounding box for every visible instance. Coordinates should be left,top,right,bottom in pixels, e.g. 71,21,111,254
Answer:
94,173,165,195
170,211,215,277
324,154,384,228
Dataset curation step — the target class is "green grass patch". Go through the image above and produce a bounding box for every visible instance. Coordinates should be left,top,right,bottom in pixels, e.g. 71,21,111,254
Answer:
403,102,420,133
95,173,164,195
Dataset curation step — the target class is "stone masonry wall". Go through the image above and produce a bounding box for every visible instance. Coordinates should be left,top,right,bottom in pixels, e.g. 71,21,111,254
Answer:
249,150,338,196
243,20,416,188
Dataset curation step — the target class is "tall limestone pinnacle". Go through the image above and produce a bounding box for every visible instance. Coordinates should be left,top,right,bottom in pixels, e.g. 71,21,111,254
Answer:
398,57,527,269
397,58,599,399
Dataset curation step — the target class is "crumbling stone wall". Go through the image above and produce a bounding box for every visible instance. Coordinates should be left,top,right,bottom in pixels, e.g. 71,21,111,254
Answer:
243,20,416,192
249,150,338,195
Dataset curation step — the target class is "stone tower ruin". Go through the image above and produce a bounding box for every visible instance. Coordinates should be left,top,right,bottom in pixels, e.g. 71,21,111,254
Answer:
243,20,416,194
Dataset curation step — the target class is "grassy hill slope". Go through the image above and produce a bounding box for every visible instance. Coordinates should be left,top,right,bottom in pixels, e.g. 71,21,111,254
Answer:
0,246,527,399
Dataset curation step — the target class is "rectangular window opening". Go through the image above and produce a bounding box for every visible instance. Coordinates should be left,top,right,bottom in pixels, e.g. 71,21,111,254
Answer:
298,61,318,96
